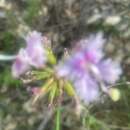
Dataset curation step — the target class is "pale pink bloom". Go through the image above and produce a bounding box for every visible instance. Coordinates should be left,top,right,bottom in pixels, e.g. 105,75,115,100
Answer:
12,31,47,78
57,33,122,103
97,59,122,84
25,31,47,68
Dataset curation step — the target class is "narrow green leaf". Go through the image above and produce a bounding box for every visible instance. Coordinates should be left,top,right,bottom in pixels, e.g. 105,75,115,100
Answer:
32,78,54,103
41,78,54,91
32,69,53,80
45,67,54,73
49,82,58,104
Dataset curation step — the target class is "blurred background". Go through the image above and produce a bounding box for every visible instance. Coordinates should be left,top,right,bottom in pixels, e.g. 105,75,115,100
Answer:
0,0,130,130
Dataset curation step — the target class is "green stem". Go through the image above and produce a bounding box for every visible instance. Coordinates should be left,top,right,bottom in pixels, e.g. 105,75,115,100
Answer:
55,106,61,130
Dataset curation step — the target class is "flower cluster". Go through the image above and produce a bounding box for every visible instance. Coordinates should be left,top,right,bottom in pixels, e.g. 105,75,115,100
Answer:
12,31,47,78
57,33,122,103
12,31,122,104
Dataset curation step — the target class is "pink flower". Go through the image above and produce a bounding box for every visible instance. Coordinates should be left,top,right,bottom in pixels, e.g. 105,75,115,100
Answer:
25,31,47,68
57,33,122,103
12,31,47,78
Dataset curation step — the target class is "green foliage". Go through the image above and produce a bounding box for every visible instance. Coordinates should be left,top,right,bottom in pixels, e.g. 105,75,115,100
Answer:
0,31,18,53
0,68,21,87
24,0,42,25
84,115,110,130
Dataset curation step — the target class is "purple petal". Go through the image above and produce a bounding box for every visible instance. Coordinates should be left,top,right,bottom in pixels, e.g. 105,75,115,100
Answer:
80,32,105,63
25,31,47,68
12,49,30,78
74,74,99,103
26,45,46,68
25,31,43,46
55,62,70,77
86,32,105,52
98,59,122,84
